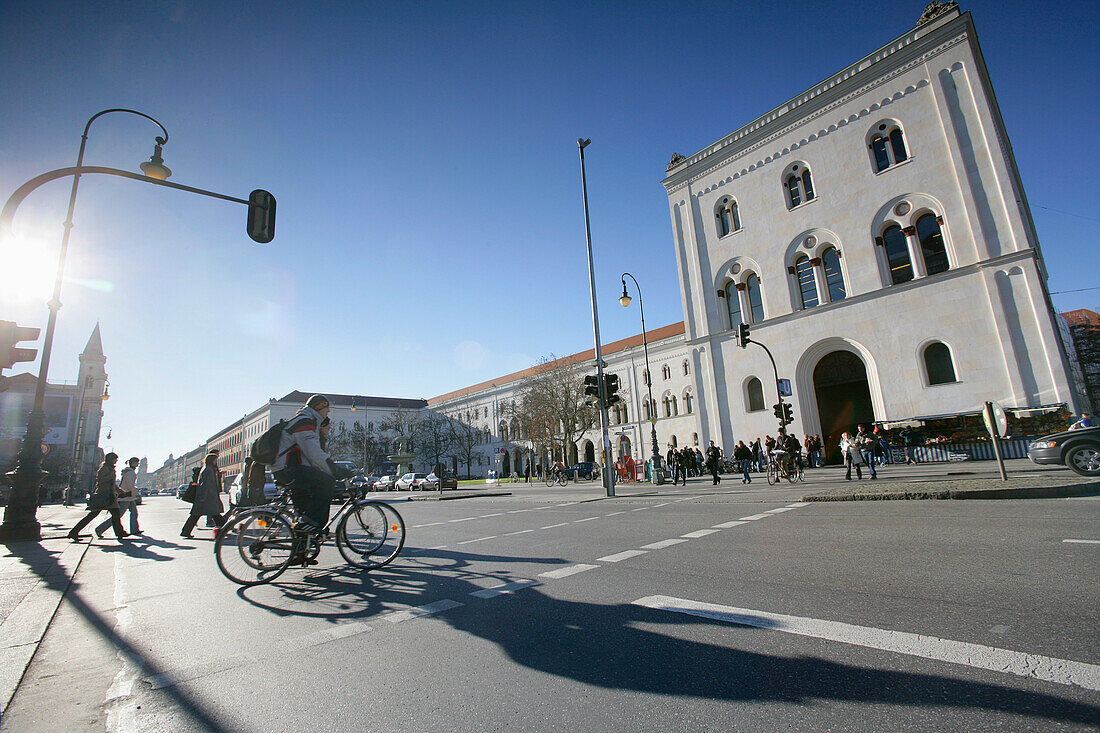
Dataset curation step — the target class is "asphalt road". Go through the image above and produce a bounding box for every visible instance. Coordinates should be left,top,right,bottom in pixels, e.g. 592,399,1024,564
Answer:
3,477,1098,732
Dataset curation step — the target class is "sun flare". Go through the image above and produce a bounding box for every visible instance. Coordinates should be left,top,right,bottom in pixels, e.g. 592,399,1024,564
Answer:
0,242,58,303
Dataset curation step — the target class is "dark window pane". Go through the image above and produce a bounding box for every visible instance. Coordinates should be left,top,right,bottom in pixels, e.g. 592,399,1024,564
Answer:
746,274,764,323
717,207,731,236
871,136,890,171
787,176,801,207
883,225,913,284
726,286,742,328
924,342,957,385
917,214,949,275
731,203,741,231
889,129,907,163
822,248,846,301
747,378,765,412
795,257,818,308
802,170,814,200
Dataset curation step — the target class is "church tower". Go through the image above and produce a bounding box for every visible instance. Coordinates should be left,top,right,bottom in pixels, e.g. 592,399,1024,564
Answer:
71,324,107,489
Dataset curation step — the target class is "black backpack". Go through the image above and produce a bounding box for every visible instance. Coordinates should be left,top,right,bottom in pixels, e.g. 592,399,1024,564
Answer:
250,419,288,465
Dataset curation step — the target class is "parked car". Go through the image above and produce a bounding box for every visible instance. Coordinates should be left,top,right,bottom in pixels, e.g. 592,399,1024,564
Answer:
375,475,397,491
1028,426,1100,477
423,472,458,490
570,462,598,480
228,470,279,506
395,472,428,491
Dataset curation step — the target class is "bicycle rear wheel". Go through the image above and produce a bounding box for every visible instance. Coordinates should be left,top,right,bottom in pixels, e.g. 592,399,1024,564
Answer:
337,500,405,569
215,509,296,585
796,464,805,482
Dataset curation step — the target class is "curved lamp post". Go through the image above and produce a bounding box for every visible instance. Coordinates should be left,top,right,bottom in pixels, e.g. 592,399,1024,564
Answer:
0,108,273,542
619,273,663,482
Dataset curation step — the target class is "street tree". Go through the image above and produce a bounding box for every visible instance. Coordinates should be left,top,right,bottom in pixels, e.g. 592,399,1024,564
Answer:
448,419,483,478
414,410,456,475
516,354,598,465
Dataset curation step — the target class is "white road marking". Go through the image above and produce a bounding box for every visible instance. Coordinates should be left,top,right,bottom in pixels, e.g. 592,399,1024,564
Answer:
573,516,599,523
541,523,570,529
604,511,625,516
481,513,504,518
765,507,793,513
1063,539,1100,544
641,539,688,550
681,529,719,538
631,507,650,512
507,510,530,514
106,552,144,733
654,502,671,507
385,599,464,623
989,625,1009,635
633,595,1100,692
457,536,498,545
504,529,535,536
413,521,445,527
713,520,747,529
470,580,539,598
739,513,772,520
539,564,599,579
449,517,477,523
597,550,648,563
785,502,810,507
557,502,577,507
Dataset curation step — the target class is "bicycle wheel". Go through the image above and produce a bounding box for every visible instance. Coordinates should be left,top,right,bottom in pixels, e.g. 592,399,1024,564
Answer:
544,474,554,487
796,464,805,482
557,473,568,486
337,500,405,569
785,464,796,483
766,463,777,485
215,509,296,586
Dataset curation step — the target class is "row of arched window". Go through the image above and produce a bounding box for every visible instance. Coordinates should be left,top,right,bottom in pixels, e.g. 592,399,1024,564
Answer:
713,121,911,238
739,341,959,414
721,210,950,329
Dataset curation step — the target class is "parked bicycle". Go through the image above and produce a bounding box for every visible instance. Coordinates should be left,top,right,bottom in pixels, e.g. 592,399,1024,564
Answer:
214,478,405,586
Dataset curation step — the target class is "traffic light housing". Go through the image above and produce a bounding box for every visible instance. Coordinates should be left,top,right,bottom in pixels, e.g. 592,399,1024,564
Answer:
247,189,277,244
773,402,783,420
1,320,40,370
604,373,622,405
736,322,750,349
781,402,793,425
583,374,600,400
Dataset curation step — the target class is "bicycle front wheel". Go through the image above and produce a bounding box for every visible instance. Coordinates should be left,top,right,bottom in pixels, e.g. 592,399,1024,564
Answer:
796,464,805,482
337,500,405,569
557,473,568,486
215,509,296,586
766,464,778,485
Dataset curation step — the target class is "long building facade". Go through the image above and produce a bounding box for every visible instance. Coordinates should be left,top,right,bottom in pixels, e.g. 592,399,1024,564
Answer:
152,3,1082,485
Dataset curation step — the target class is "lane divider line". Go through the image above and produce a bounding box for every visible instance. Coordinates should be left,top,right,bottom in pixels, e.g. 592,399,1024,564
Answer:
681,529,719,538
457,536,498,545
384,599,464,624
632,595,1100,692
1063,539,1100,544
597,550,648,563
739,513,772,521
470,580,539,598
713,521,747,529
541,523,570,530
641,539,688,550
538,564,599,579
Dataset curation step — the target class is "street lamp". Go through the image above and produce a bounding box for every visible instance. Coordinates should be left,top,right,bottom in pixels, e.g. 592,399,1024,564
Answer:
0,108,273,542
620,273,663,483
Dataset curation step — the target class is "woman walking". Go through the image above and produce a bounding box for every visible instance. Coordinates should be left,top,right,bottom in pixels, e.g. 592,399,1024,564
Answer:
733,440,753,484
67,452,128,541
180,452,226,538
840,432,864,481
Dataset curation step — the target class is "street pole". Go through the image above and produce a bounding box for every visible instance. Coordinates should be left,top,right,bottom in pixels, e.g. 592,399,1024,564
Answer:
577,138,614,497
620,272,663,484
0,109,271,542
749,339,790,433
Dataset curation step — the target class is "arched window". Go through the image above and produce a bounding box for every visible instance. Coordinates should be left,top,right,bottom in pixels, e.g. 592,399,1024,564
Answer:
671,396,678,416
662,364,671,380
620,404,628,423
924,342,958,385
785,165,815,208
643,369,651,386
692,432,699,445
746,377,765,412
725,283,743,328
715,197,741,237
917,214,949,275
822,247,846,302
684,391,693,414
670,435,678,448
745,273,764,323
682,360,689,376
870,125,908,172
643,400,650,420
793,255,818,309
882,225,913,285
663,397,671,418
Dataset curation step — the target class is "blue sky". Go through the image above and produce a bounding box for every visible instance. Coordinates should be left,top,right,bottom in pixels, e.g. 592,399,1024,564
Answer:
1,0,1096,468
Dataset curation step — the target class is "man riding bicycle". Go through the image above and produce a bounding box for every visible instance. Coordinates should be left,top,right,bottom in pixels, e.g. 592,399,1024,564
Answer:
774,427,801,478
271,394,351,534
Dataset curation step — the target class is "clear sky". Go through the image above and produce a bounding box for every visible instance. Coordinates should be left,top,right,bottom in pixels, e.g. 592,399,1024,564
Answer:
1,0,1096,469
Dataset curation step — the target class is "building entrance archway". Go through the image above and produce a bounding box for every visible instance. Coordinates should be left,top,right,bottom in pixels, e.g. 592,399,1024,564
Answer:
502,450,511,477
583,441,595,463
813,350,875,463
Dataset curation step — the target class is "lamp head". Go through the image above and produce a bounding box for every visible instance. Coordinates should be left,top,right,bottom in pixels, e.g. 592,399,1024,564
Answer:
140,138,172,180
619,281,631,308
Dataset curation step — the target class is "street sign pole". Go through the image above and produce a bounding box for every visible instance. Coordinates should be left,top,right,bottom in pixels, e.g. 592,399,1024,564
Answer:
983,401,1008,481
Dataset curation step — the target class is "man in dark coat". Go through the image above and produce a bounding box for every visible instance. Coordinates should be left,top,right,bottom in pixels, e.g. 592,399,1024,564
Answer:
68,452,127,541
705,440,723,485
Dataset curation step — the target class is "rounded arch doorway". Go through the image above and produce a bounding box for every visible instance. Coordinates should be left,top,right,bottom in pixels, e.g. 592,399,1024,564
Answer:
583,441,595,463
813,350,875,463
502,450,511,477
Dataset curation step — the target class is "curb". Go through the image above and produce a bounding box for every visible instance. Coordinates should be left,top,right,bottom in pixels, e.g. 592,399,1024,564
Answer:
802,484,1100,502
406,491,513,502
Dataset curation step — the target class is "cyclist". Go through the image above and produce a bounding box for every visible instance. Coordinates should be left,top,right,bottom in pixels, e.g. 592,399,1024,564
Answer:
271,395,350,534
775,428,801,477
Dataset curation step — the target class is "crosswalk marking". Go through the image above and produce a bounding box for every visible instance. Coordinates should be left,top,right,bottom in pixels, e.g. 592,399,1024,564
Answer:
470,580,539,598
641,539,688,550
596,550,648,563
539,564,598,579
712,520,747,529
384,599,464,624
739,513,772,521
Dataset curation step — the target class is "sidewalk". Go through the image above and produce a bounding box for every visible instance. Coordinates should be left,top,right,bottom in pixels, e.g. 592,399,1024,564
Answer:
0,503,92,721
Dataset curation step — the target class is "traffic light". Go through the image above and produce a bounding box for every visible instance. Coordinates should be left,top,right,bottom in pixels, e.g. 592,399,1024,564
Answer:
604,373,622,405
781,402,794,425
772,403,783,420
736,322,750,349
1,320,40,370
583,374,600,401
247,189,277,244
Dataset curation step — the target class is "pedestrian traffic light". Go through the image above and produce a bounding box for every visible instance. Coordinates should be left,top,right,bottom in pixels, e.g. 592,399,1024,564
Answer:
247,189,276,244
772,402,783,420
604,373,622,405
0,320,40,370
736,322,751,349
782,402,794,425
583,374,601,400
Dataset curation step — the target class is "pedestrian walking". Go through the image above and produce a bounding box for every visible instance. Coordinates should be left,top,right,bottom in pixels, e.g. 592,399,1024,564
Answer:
856,424,878,479
733,440,753,484
705,440,722,485
181,452,226,538
68,452,128,541
97,456,141,536
900,427,919,464
840,432,864,480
